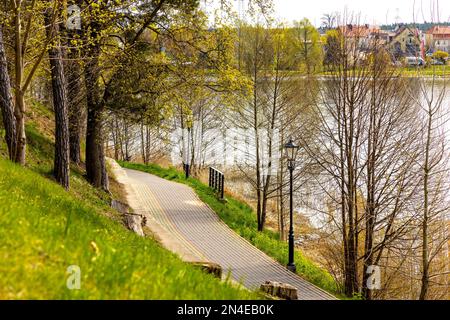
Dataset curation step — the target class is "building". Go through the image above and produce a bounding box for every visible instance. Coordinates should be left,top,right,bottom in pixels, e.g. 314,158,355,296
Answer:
389,25,422,58
331,24,429,62
425,26,450,53
339,24,376,51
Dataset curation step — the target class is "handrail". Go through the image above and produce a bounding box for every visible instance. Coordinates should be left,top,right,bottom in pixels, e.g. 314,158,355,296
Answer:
209,167,225,200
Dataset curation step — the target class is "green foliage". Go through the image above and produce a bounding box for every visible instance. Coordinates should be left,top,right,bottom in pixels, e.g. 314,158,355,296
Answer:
323,29,342,68
0,158,260,299
120,162,340,296
432,50,449,63
289,19,324,74
102,2,249,126
238,22,322,75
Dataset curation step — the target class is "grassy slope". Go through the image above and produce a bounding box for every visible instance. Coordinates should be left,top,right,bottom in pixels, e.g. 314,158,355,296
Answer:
0,102,258,300
119,162,340,297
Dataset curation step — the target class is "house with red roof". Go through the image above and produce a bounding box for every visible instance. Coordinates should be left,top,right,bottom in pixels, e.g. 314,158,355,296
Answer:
426,26,450,53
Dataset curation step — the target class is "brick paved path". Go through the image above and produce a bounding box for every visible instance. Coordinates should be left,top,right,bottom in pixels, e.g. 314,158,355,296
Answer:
123,167,335,300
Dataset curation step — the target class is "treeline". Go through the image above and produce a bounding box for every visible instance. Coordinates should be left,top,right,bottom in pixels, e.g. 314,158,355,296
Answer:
380,22,450,31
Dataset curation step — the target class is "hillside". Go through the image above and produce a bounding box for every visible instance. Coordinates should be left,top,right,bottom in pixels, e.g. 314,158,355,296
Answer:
0,101,258,299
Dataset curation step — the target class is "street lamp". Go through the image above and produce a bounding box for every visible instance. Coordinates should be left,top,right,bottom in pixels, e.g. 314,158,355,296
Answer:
185,113,193,179
284,138,299,273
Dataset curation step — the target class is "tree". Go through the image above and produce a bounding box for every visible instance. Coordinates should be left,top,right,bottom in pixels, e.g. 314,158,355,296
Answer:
321,12,337,30
409,11,450,299
44,4,70,189
432,50,449,63
290,19,323,74
0,25,16,160
2,0,58,164
413,70,449,300
230,20,316,232
323,29,341,70
65,0,85,165
302,25,424,298
360,48,422,300
81,0,201,190
103,4,247,175
233,22,273,232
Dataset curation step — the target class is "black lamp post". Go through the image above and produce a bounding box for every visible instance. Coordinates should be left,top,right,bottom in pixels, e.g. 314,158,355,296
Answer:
185,114,193,179
284,138,299,273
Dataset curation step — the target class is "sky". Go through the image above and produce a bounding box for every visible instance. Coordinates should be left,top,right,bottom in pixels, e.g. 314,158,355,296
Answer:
205,0,450,27
272,0,450,26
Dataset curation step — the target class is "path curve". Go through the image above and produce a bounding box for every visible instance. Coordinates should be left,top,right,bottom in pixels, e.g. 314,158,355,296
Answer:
113,163,335,300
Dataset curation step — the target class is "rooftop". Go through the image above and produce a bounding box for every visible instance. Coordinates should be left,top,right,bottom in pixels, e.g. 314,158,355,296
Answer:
426,26,450,35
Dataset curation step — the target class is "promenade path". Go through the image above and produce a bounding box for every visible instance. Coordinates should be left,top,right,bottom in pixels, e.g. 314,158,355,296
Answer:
110,161,335,300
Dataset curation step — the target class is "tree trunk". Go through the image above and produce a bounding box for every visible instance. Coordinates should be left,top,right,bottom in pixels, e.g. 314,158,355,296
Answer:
83,20,108,191
85,57,106,188
65,0,83,165
66,52,83,165
116,116,122,160
362,73,377,300
82,9,108,190
13,5,26,165
45,10,70,190
253,86,263,231
85,102,103,188
14,93,26,164
419,108,433,300
140,121,146,163
0,26,17,160
124,118,130,161
100,136,109,190
111,116,119,160
278,129,286,241
145,124,151,164
85,103,108,191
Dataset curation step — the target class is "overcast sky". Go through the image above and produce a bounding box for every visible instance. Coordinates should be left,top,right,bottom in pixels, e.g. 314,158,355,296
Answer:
273,0,450,26
205,0,450,26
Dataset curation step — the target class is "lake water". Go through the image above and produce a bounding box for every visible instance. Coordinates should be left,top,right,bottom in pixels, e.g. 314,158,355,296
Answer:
169,79,450,228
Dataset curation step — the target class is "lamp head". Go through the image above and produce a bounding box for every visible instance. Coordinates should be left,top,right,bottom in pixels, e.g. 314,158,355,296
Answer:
284,138,299,162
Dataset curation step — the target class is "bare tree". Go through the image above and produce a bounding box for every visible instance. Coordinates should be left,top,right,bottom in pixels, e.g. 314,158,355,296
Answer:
321,12,337,30
413,74,449,300
303,17,425,298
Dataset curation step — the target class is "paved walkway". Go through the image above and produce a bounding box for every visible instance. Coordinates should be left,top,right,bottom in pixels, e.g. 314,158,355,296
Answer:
110,161,335,300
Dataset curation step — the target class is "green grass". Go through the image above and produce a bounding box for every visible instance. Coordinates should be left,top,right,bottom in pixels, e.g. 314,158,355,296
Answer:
0,105,259,299
119,162,340,297
320,65,450,77
400,64,450,77
0,159,260,299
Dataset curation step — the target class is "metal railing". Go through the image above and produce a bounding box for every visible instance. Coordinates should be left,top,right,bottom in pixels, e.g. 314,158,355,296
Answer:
209,167,225,200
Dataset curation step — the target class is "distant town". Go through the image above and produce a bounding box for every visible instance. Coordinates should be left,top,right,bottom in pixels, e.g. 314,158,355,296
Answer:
319,22,450,65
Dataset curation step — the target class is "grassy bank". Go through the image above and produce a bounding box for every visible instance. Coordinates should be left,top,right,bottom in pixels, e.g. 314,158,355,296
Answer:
401,65,450,77
320,65,450,77
0,103,259,299
119,162,340,297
